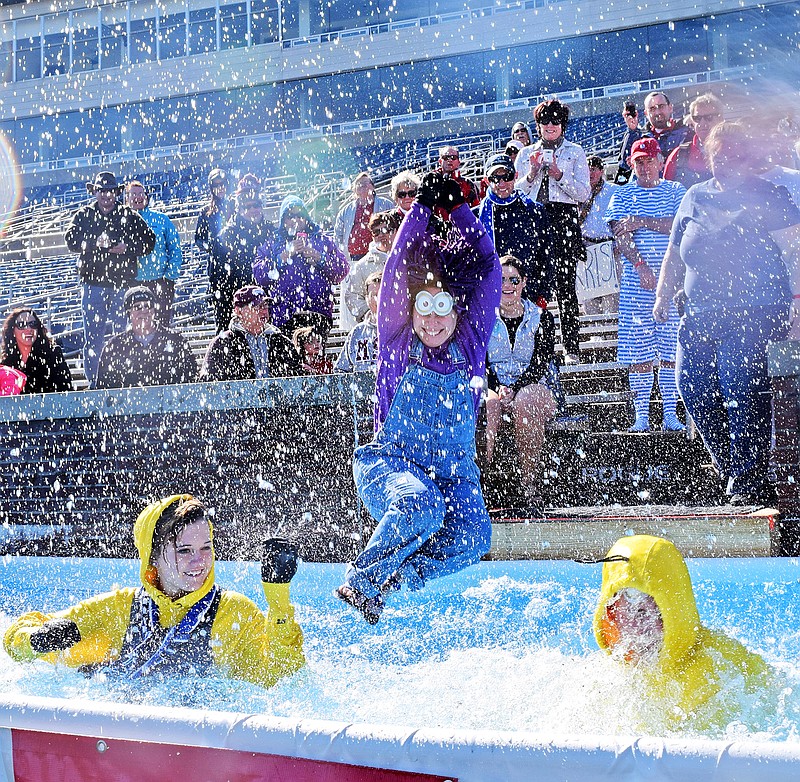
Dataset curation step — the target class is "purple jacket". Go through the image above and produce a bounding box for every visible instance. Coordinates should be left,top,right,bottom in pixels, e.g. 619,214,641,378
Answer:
375,202,501,429
253,229,349,328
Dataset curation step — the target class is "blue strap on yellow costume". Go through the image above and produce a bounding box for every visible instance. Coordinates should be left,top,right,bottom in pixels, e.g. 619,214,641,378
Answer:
114,585,222,679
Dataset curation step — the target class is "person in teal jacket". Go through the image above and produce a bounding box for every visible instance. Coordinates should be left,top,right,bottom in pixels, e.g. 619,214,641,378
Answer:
126,180,184,328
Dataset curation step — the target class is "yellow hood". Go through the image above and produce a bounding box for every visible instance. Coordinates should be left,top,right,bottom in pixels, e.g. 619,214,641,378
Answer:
133,495,216,626
593,535,701,672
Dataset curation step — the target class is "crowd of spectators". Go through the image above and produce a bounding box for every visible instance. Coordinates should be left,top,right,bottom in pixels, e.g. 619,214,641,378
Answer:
2,91,798,509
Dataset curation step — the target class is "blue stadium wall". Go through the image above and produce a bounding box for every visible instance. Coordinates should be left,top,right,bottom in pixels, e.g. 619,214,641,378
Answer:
0,0,796,187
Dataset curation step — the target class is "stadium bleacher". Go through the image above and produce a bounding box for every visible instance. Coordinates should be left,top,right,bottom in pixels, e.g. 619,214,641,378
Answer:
0,116,688,471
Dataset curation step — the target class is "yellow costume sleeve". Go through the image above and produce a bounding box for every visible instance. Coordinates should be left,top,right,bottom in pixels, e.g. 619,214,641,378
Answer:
211,584,305,689
3,589,136,667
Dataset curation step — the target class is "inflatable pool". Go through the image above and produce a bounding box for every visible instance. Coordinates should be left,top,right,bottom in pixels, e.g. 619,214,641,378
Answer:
1,554,800,780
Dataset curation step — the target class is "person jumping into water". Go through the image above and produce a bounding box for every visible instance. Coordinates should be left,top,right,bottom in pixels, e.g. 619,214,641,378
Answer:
336,172,502,624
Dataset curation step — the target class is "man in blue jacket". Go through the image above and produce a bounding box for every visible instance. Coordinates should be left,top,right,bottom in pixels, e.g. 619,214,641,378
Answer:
126,180,184,329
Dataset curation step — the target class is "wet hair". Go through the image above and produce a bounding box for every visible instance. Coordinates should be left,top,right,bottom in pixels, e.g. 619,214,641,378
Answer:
0,307,48,361
369,210,402,236
150,496,207,566
534,99,570,130
587,155,605,170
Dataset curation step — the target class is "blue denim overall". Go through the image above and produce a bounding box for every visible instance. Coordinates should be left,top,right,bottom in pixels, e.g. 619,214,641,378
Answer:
346,337,492,598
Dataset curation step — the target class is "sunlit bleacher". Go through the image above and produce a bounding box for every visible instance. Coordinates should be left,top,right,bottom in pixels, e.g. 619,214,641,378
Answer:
0,113,629,402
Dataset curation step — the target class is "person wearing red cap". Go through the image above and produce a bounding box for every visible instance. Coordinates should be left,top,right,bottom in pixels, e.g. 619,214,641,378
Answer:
605,138,687,432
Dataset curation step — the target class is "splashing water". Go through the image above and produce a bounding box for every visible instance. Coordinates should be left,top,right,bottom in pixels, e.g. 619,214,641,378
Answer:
1,555,800,743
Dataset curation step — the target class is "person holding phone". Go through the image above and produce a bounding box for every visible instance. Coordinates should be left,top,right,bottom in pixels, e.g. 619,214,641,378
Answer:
254,196,349,330
515,99,591,364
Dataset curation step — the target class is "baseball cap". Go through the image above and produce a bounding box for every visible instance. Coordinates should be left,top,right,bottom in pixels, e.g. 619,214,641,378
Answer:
485,153,515,177
629,137,661,161
233,285,271,308
123,286,155,311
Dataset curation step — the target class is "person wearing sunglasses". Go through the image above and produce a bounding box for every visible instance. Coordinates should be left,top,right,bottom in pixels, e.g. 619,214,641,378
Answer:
335,172,501,624
434,145,481,209
208,174,275,333
484,256,557,516
390,170,421,216
0,307,72,394
515,99,591,364
663,93,724,188
478,152,552,310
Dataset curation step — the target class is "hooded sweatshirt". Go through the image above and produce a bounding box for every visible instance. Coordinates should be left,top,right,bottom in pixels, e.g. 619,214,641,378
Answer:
593,535,770,730
3,496,305,688
253,195,349,328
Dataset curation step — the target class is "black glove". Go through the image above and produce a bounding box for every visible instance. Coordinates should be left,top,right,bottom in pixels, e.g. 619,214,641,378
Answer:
261,538,299,583
437,178,467,213
416,172,443,211
30,618,81,654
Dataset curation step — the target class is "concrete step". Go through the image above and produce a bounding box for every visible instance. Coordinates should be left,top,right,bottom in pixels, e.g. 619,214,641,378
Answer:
482,427,713,509
487,505,776,560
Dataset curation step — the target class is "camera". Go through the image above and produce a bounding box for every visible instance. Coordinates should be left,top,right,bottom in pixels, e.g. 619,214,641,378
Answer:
541,149,554,165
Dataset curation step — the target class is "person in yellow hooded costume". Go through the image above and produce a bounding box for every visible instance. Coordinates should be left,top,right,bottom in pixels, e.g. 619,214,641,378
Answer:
593,534,771,731
3,494,305,687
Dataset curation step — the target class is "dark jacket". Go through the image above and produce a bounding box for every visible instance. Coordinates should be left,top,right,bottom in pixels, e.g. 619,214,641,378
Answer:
200,325,303,381
65,202,156,288
95,329,198,389
1,338,72,394
478,191,553,301
210,213,276,292
616,121,692,183
194,199,232,253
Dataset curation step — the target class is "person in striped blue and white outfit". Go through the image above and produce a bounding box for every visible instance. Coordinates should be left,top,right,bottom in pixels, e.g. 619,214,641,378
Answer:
606,137,687,432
